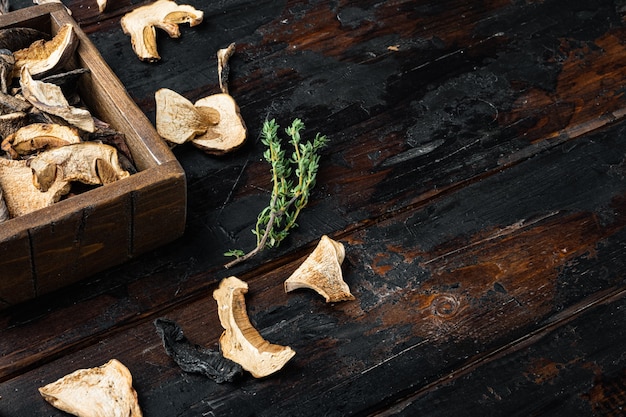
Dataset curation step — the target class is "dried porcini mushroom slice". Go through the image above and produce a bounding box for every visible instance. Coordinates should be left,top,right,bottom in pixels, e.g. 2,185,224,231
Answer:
284,235,355,303
13,23,78,78
0,90,31,114
121,0,203,62
155,88,220,144
213,276,296,378
39,359,143,417
2,123,81,159
20,66,95,132
154,318,243,383
0,186,8,222
29,142,130,192
0,48,14,93
191,93,246,154
0,157,70,217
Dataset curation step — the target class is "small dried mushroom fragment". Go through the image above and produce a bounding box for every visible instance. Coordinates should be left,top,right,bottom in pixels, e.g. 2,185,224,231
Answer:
0,27,50,51
0,111,29,140
29,142,130,192
1,122,81,159
154,318,243,383
213,276,296,378
121,0,203,62
0,157,70,217
39,359,143,417
0,48,14,93
97,0,107,13
13,23,78,78
284,235,355,303
20,66,95,132
155,88,220,144
0,186,8,222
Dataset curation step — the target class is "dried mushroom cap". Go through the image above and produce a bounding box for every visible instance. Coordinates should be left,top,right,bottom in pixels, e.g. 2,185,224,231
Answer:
13,23,78,78
39,359,143,417
0,111,28,141
20,66,95,132
2,123,81,159
0,157,70,217
155,88,220,145
0,48,14,94
121,0,203,62
29,142,130,192
191,93,247,154
213,276,296,378
284,235,355,303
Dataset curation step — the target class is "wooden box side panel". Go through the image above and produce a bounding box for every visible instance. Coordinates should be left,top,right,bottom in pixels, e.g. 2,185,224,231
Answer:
32,193,132,295
131,161,187,255
0,230,34,307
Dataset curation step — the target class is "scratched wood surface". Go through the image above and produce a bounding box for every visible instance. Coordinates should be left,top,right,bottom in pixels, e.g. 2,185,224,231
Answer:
2,0,626,415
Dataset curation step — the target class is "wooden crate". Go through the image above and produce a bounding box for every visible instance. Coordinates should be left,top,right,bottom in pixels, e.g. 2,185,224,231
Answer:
0,4,187,308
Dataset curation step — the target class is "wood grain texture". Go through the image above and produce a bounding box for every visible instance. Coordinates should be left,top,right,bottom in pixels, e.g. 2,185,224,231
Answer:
1,0,626,415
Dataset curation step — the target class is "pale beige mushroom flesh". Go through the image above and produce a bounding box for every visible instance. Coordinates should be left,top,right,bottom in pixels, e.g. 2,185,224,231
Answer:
213,276,296,378
20,66,95,132
1,122,81,159
12,23,78,77
155,88,220,144
39,359,143,417
29,142,130,192
0,157,70,217
97,0,107,13
121,0,203,62
284,235,355,303
191,93,246,154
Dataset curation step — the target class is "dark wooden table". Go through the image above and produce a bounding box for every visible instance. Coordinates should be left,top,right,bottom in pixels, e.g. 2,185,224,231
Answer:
2,0,626,415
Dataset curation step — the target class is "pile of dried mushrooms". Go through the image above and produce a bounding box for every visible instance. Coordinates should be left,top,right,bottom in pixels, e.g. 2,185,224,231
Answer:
0,24,133,221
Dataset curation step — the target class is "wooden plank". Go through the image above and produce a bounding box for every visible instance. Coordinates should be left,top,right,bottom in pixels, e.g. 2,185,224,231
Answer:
2,122,626,414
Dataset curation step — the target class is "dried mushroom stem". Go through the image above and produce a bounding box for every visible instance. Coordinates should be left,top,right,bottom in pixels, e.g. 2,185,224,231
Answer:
284,235,354,303
39,359,143,417
213,276,296,378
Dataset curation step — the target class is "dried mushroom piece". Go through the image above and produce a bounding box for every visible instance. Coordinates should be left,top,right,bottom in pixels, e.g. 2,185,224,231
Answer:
0,157,70,217
2,122,81,159
97,0,107,13
0,111,28,140
154,318,243,383
121,0,203,62
0,90,31,114
213,276,296,378
0,186,8,222
20,66,95,132
191,93,246,154
155,88,220,144
39,359,143,417
0,48,14,93
29,142,130,192
284,235,355,303
13,23,78,78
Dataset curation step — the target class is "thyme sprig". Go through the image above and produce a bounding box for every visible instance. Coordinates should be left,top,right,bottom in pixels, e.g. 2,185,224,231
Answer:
225,118,328,268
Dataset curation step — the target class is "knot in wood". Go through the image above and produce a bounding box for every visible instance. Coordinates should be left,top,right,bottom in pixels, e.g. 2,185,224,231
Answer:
430,294,460,318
